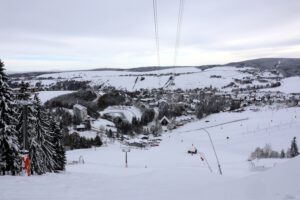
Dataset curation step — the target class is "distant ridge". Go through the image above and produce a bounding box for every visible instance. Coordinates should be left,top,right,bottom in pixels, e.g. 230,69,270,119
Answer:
224,58,300,76
7,58,300,77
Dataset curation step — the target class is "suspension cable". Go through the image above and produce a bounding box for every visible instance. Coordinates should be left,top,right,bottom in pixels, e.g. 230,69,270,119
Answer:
173,0,185,67
167,0,185,89
153,0,186,89
152,0,161,87
153,0,160,67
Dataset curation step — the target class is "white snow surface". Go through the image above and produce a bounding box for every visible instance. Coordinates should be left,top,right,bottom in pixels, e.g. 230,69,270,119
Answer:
77,130,98,139
36,90,75,104
100,106,142,123
261,76,300,94
33,66,257,91
91,118,117,132
1,106,300,200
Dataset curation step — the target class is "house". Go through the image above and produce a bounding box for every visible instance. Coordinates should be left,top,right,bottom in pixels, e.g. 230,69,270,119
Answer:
159,116,170,126
73,104,88,122
76,124,86,131
126,139,148,148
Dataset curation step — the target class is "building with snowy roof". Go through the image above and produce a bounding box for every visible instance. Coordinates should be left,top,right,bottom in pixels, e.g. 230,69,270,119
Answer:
73,104,88,122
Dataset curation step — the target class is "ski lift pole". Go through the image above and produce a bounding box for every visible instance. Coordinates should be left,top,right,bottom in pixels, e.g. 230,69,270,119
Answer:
19,100,33,176
22,104,28,150
202,128,222,175
122,147,131,168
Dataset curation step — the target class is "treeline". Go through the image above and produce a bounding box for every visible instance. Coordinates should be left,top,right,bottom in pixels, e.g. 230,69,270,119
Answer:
195,95,231,119
50,80,91,90
249,138,299,160
0,60,66,175
97,90,126,110
45,90,99,118
64,133,102,150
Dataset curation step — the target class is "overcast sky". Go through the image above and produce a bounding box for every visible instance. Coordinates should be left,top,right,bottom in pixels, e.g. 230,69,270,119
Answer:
1,0,300,72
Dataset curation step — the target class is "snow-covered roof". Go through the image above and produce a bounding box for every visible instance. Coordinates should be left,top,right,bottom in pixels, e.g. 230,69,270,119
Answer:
76,124,85,129
159,116,170,123
100,106,142,123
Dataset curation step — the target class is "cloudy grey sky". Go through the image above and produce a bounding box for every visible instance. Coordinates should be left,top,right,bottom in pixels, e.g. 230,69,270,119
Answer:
1,0,300,72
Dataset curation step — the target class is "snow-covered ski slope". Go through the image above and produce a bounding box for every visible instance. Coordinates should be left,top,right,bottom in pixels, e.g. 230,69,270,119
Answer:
1,106,300,200
31,66,293,92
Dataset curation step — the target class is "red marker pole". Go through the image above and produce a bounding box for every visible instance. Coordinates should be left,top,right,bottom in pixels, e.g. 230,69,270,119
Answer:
22,154,30,176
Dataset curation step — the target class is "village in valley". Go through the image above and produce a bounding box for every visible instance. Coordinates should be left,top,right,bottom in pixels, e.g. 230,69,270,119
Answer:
1,0,300,199
2,55,300,200
7,63,300,152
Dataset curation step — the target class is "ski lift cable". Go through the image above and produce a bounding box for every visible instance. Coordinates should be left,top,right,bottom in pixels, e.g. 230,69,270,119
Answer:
165,0,186,89
152,0,161,87
153,0,160,67
133,0,161,90
173,0,185,67
178,118,249,134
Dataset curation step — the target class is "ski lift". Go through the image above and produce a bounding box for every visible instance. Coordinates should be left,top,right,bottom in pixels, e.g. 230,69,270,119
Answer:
132,76,146,89
163,75,175,88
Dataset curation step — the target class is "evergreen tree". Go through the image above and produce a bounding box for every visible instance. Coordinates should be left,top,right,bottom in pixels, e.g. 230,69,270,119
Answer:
290,137,299,158
16,81,30,101
280,149,285,158
32,94,56,173
94,135,103,147
50,116,66,171
0,60,21,175
26,97,44,175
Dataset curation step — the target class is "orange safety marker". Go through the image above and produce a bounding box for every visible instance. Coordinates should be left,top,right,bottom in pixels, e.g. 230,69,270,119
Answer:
22,155,30,176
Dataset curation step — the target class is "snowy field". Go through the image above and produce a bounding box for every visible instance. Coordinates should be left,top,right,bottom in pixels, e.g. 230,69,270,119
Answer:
30,66,281,91
1,106,300,200
261,76,300,94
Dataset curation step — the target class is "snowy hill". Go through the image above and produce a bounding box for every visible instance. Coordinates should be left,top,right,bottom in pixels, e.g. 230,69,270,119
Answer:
261,76,300,94
1,106,299,200
22,66,286,92
227,58,300,77
9,58,300,94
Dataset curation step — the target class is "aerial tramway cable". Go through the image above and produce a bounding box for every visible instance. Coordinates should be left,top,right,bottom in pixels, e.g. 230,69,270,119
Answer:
153,0,160,67
152,0,161,88
133,0,161,90
164,0,185,88
174,0,185,67
147,0,186,89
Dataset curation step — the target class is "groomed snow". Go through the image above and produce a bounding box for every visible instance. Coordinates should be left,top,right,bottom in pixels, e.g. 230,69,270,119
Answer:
1,106,300,200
